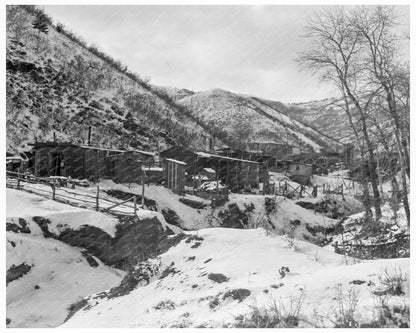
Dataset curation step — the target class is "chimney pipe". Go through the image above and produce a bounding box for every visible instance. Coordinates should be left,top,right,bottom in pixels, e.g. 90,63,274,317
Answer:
88,126,92,146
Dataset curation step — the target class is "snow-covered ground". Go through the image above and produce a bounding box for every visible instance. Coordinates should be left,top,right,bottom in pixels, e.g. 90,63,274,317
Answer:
7,176,410,328
61,228,410,328
6,188,126,328
99,180,211,230
332,203,408,246
7,182,179,234
98,180,339,242
7,189,119,237
6,232,124,328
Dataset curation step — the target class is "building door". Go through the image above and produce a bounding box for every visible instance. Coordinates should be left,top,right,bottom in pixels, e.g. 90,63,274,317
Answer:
51,153,62,176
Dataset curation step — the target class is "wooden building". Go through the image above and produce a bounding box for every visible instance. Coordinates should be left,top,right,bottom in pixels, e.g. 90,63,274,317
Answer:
195,152,260,192
288,162,313,177
164,158,187,195
288,162,313,185
247,142,296,156
161,146,265,193
29,142,155,182
160,146,197,176
105,151,143,183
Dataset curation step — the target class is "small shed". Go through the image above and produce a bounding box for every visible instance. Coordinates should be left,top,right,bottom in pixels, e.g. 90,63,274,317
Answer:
165,158,187,195
6,155,26,172
288,162,313,185
288,162,313,177
161,146,197,177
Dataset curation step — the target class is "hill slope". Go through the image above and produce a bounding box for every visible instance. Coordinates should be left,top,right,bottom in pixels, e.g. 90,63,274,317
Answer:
174,89,341,153
6,189,125,327
286,98,356,143
61,228,410,328
284,97,401,147
6,6,217,154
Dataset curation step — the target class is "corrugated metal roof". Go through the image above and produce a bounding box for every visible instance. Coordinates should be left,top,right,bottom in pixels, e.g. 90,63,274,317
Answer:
28,142,155,156
196,152,259,164
165,158,187,166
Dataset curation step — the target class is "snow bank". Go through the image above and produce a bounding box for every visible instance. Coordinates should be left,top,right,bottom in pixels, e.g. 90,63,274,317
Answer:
99,181,211,230
99,181,340,237
6,232,124,327
7,189,119,237
136,209,182,234
60,227,411,328
227,194,338,240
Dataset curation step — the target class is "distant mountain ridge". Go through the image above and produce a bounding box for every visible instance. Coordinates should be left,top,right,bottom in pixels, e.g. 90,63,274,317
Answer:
159,87,343,153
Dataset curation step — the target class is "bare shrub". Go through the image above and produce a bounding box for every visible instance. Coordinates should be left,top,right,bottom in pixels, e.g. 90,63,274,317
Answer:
153,299,175,311
331,284,360,328
223,288,251,302
232,292,306,328
282,225,298,251
377,266,408,296
314,283,360,328
362,296,410,328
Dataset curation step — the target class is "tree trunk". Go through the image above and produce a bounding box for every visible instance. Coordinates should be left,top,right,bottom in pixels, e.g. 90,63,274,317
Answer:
344,88,382,220
340,93,373,220
383,90,410,226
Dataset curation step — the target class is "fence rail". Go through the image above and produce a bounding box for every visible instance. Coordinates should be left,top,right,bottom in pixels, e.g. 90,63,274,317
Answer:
274,178,359,199
6,171,140,216
276,181,314,198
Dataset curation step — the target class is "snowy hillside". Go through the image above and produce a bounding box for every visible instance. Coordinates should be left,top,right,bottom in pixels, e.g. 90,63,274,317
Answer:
6,6,216,153
6,189,125,328
285,98,356,143
176,89,341,152
286,97,399,145
62,228,410,328
6,232,124,328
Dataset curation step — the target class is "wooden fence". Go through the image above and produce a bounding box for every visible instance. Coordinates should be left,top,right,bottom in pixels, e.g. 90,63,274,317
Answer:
6,171,140,216
276,181,314,198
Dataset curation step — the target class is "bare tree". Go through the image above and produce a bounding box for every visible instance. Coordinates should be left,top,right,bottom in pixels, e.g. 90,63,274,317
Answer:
297,6,383,220
349,6,410,226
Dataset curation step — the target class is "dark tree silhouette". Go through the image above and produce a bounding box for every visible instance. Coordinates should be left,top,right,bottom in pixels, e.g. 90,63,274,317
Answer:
32,10,49,34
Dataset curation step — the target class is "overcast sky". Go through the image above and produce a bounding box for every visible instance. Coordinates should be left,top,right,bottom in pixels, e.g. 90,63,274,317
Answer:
43,5,409,103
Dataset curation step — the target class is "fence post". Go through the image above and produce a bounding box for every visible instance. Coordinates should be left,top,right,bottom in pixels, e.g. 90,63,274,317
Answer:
17,173,21,190
141,178,145,208
134,195,137,215
52,179,56,200
96,184,100,211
